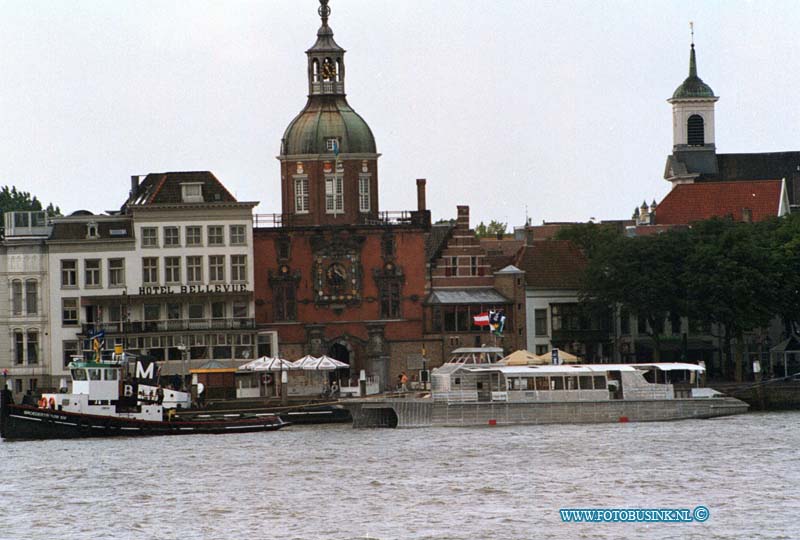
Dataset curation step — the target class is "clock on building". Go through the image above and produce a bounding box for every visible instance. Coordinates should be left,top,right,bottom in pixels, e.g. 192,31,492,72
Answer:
311,233,365,306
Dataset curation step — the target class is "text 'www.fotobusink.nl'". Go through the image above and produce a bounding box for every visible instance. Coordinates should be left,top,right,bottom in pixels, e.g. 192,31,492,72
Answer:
560,506,710,523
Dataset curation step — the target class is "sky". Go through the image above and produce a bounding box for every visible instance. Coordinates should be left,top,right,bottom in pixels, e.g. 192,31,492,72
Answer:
1,0,798,228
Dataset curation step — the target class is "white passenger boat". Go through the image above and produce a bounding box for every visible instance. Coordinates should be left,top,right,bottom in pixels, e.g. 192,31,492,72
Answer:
343,357,749,428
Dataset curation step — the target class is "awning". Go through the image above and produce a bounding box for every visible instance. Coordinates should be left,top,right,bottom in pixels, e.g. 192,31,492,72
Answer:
425,288,510,305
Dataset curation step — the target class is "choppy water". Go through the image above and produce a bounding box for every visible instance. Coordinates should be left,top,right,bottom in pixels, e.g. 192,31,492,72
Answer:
2,412,799,540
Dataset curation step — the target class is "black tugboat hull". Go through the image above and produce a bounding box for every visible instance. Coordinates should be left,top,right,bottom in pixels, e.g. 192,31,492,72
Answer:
1,392,288,440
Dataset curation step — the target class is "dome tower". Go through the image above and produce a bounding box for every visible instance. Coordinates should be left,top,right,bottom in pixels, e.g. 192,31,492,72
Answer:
279,0,379,227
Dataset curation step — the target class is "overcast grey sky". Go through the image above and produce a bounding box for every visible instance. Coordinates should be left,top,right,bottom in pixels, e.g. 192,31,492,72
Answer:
1,1,798,227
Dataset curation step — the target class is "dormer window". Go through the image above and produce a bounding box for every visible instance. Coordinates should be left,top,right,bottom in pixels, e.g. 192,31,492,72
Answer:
326,138,340,153
87,222,99,239
181,183,203,203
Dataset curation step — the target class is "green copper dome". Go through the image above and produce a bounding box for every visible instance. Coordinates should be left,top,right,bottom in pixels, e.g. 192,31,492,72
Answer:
672,44,715,99
281,96,376,156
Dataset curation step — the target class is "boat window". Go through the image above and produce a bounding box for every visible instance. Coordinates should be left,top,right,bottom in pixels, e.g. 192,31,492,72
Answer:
72,369,87,381
593,376,607,389
89,369,102,381
103,369,118,381
564,376,577,390
551,376,564,390
527,378,536,390
535,377,549,391
454,377,461,385
579,376,593,390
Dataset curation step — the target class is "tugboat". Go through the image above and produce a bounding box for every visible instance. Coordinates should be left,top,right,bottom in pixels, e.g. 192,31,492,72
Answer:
0,351,288,440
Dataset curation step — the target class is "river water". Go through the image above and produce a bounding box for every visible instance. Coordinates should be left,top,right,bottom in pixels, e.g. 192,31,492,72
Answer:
1,411,798,540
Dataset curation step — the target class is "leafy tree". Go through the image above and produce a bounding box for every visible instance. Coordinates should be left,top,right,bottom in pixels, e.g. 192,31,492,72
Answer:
579,229,690,361
554,222,623,259
684,218,781,381
475,220,508,238
0,185,61,224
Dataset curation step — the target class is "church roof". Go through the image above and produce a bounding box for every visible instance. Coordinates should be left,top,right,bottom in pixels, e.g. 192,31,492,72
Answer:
654,180,784,225
671,44,716,100
281,96,376,156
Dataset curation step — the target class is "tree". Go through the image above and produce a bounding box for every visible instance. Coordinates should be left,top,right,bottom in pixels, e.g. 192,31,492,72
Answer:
554,222,622,259
475,220,508,238
684,218,782,381
579,229,690,362
0,185,61,222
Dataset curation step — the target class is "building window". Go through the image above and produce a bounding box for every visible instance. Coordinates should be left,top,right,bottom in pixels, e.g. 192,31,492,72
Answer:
109,258,125,287
14,331,24,364
687,114,705,146
61,260,77,288
142,257,159,285
85,259,101,287
294,177,309,214
535,345,548,355
230,225,246,246
63,340,79,368
382,236,395,257
211,301,225,319
165,257,181,284
233,302,248,319
26,330,38,364
164,226,180,247
25,279,39,315
144,304,160,322
62,298,78,326
186,226,202,246
359,175,370,212
230,255,246,282
325,176,344,214
167,303,181,321
470,256,478,276
326,138,339,152
208,226,224,246
188,304,204,319
181,183,203,203
11,280,22,315
141,227,158,248
86,222,99,239
187,256,203,283
277,238,291,260
274,282,297,321
379,281,401,319
209,255,225,282
534,309,548,336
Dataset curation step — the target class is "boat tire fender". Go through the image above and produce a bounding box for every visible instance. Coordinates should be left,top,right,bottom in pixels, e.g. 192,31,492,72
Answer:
48,396,56,409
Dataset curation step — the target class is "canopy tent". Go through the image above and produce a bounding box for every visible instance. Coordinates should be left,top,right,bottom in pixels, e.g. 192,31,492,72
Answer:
292,355,350,371
238,356,297,372
534,350,582,364
497,350,546,366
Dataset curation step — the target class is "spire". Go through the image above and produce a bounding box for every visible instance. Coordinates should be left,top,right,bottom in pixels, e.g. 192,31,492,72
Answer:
688,22,698,78
318,0,330,27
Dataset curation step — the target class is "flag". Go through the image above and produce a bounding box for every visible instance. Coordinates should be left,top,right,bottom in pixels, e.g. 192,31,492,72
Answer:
332,139,340,157
489,310,506,336
473,312,490,327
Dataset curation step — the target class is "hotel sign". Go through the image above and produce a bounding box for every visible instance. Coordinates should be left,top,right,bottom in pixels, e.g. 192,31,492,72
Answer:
138,284,249,295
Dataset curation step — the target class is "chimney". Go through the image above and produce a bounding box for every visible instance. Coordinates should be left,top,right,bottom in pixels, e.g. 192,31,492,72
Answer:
456,205,470,231
130,175,140,199
416,178,427,212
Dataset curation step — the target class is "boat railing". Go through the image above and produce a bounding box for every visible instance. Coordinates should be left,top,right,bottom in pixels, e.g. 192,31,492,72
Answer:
433,390,479,403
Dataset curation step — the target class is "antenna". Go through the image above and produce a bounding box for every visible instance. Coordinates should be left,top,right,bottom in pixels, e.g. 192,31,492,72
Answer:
690,21,694,46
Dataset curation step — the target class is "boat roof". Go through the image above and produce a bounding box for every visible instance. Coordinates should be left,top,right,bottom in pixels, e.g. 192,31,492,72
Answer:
463,362,705,375
451,347,504,354
68,361,123,369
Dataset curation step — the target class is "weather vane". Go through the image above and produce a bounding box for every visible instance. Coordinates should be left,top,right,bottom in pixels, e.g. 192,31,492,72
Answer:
319,0,331,25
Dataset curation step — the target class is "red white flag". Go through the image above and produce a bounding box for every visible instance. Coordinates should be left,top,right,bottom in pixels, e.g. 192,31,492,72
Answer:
473,312,490,327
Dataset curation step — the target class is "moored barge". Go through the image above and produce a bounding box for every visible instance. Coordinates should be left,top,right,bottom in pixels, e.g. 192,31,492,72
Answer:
344,360,749,428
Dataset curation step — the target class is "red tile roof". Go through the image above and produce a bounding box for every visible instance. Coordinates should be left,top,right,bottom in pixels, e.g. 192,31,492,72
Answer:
515,240,587,289
654,180,783,225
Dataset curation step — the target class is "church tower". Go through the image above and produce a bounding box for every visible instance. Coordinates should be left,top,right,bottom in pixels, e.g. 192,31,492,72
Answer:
664,31,719,186
278,0,380,227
